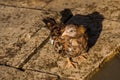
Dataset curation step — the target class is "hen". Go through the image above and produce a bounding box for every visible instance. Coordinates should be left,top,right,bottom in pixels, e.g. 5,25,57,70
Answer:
43,17,88,68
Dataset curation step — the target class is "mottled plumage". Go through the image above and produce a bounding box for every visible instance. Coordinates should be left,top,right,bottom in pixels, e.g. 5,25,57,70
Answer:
43,17,88,68
43,17,65,55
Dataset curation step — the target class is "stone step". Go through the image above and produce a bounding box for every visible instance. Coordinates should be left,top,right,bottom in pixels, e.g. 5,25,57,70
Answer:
0,5,58,66
23,18,120,79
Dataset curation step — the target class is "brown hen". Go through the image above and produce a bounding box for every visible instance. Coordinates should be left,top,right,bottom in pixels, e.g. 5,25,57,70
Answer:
43,17,88,68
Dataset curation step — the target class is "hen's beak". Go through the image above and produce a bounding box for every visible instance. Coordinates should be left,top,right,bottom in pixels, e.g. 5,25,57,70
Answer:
61,31,68,37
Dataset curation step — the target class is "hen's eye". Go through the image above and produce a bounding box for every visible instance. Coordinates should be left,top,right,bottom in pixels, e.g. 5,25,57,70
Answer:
70,30,74,32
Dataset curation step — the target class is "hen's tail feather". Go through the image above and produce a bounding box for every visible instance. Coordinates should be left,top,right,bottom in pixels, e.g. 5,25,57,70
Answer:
42,17,56,30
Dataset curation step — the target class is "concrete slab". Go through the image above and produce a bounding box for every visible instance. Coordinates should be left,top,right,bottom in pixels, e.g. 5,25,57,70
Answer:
0,66,58,80
23,42,59,71
23,17,120,79
72,0,120,22
44,0,120,21
0,0,54,9
44,0,105,11
0,5,58,65
7,27,50,67
0,1,120,80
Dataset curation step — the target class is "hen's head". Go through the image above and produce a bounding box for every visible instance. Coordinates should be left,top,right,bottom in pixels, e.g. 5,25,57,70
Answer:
61,24,77,37
61,25,87,38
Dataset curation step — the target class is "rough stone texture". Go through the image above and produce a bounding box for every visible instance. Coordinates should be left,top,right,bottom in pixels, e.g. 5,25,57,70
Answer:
0,0,53,9
0,66,58,80
0,5,57,65
72,0,120,22
45,0,120,21
7,27,50,67
24,42,59,71
0,0,120,80
24,9,120,80
44,0,105,11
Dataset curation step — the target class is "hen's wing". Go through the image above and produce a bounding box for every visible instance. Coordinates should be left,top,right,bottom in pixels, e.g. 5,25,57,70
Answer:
42,17,56,30
43,17,66,55
77,25,88,53
52,25,66,56
78,33,88,53
66,25,88,57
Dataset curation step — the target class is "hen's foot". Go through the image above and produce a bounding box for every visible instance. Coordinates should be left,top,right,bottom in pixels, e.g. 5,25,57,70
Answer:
65,57,76,68
78,53,88,61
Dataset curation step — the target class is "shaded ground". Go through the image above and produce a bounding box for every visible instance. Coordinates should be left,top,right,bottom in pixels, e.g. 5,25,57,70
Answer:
90,53,120,80
0,0,120,80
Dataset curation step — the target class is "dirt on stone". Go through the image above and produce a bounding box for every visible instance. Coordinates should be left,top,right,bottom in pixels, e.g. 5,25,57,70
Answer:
0,0,120,80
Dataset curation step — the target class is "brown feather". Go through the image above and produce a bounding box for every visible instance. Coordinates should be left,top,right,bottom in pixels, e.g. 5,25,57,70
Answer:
43,17,88,58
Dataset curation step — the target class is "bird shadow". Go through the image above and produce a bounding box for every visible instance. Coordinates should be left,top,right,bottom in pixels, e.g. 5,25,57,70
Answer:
60,9,104,52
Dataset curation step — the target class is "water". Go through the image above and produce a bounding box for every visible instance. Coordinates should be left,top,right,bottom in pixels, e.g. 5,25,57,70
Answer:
90,53,120,80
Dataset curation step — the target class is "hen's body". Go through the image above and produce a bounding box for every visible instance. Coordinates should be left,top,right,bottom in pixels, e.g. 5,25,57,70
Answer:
43,17,88,68
61,25,88,57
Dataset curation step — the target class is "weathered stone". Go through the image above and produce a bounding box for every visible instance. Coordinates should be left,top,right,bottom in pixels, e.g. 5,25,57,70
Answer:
44,0,120,21
72,0,120,21
0,5,58,64
23,18,120,79
7,27,50,67
0,0,120,80
23,42,60,72
0,66,58,80
0,0,54,9
44,0,105,11
0,66,27,80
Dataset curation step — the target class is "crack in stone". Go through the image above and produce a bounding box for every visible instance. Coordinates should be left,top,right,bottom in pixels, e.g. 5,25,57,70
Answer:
0,64,61,79
0,64,25,71
0,3,55,12
25,68,60,79
0,3,41,10
18,35,50,69
0,3,120,80
31,25,43,37
14,8,73,70
0,3,120,23
0,63,61,79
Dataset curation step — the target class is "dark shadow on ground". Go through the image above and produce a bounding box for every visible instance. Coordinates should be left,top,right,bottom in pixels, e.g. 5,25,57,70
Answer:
60,9,104,51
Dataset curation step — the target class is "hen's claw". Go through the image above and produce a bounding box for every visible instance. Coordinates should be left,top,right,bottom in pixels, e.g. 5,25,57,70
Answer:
65,57,76,68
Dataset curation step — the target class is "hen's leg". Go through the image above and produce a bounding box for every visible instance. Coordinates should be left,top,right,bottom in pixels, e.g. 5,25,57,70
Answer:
65,57,76,68
78,53,88,60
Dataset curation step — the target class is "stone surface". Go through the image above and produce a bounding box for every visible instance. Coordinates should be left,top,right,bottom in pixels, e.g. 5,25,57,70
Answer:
0,5,57,65
72,0,120,22
7,27,50,67
23,18,120,79
0,0,53,9
44,0,104,11
45,0,120,21
0,66,58,80
0,0,120,80
23,42,59,71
